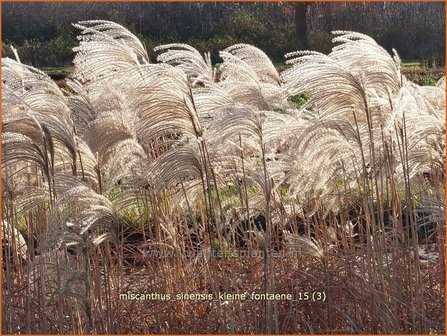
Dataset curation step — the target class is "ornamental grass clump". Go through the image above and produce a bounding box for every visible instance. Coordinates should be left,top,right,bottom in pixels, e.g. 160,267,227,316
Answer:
2,21,445,334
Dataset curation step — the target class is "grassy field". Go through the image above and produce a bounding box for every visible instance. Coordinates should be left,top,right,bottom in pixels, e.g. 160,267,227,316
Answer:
401,63,445,86
3,22,445,334
43,60,445,87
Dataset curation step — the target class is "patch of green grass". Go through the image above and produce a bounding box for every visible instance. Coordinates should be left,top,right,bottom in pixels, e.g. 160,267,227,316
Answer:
274,62,292,73
400,59,444,86
401,60,421,67
41,66,73,76
401,66,444,86
288,92,309,109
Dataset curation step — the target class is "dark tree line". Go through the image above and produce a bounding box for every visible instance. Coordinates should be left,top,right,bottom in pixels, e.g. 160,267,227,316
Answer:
2,2,445,67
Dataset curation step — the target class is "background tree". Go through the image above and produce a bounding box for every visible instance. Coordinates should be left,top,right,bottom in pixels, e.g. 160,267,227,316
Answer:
2,2,445,67
294,2,311,48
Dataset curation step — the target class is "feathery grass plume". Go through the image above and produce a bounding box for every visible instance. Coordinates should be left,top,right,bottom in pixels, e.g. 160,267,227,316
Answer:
219,80,271,111
436,76,445,90
219,45,287,110
42,175,117,252
219,50,263,84
2,62,74,173
401,78,445,118
3,58,74,120
70,138,100,187
99,139,146,192
2,57,47,88
82,109,145,184
417,83,446,113
127,65,203,140
283,231,324,260
388,81,445,182
206,108,286,171
3,58,78,182
283,50,369,122
12,187,50,214
66,79,96,136
2,124,54,225
2,132,50,179
155,43,215,84
191,83,236,124
2,219,28,262
73,20,149,82
284,31,399,140
330,31,401,96
207,106,264,146
223,44,280,85
207,106,296,151
284,126,359,202
143,145,204,192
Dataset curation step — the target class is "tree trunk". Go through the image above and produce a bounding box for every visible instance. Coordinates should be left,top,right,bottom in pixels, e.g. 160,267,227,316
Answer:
294,2,310,48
